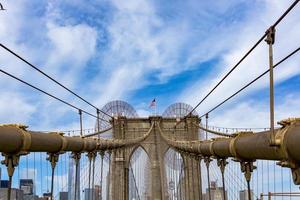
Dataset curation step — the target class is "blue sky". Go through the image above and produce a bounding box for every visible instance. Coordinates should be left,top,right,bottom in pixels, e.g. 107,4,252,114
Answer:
0,0,299,131
0,0,300,197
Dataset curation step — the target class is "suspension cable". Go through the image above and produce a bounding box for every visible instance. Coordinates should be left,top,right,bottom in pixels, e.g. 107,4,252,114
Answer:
0,69,110,123
199,47,300,118
187,0,299,117
0,43,112,119
195,122,235,138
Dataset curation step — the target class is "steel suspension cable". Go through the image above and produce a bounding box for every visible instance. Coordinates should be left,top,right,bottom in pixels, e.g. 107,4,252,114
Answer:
200,47,300,118
0,69,110,123
0,43,112,119
50,161,55,200
92,155,96,200
99,152,104,200
187,0,299,117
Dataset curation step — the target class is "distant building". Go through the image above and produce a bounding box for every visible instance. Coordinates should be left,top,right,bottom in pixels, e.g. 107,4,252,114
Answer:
240,190,254,200
59,191,68,200
94,185,100,200
203,181,227,200
20,179,34,195
0,180,10,188
0,188,24,200
84,188,98,200
41,192,51,200
23,195,39,200
38,197,48,200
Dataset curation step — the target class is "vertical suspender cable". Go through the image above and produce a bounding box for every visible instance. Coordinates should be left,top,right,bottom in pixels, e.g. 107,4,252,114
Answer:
48,154,58,200
79,109,83,136
218,159,227,200
92,154,96,200
87,153,92,200
73,153,81,200
205,114,208,140
262,161,264,195
268,161,270,193
107,151,112,200
99,151,104,200
205,158,212,200
265,26,276,145
18,158,20,189
46,154,49,192
97,109,100,132
40,153,43,195
26,154,29,179
33,153,36,194
281,167,283,200
199,158,203,200
8,173,12,200
289,171,292,200
256,161,259,197
273,161,275,196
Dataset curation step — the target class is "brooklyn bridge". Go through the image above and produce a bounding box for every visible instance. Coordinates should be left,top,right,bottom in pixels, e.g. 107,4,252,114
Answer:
1,0,300,200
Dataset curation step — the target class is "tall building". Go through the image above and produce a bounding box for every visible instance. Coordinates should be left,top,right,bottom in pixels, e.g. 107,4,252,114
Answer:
20,179,34,196
240,190,254,200
84,188,93,200
203,181,227,200
59,191,68,200
0,188,24,200
0,179,24,200
0,180,9,188
42,192,51,200
68,156,81,200
94,185,100,200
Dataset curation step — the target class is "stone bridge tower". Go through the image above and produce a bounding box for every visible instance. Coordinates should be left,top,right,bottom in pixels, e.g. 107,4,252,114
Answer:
109,115,202,200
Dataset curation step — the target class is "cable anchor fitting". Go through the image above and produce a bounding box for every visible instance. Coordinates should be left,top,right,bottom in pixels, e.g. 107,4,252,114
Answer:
217,158,228,174
265,26,276,45
1,153,21,178
46,153,59,170
240,161,256,182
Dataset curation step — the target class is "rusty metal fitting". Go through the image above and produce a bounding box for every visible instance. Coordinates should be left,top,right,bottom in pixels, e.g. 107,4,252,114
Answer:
71,152,81,165
204,157,212,168
217,158,228,174
1,153,21,177
265,26,276,45
99,150,105,158
240,161,256,182
86,151,97,162
47,153,59,169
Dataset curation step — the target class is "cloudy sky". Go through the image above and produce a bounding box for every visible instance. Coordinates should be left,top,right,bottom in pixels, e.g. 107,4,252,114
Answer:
0,0,299,131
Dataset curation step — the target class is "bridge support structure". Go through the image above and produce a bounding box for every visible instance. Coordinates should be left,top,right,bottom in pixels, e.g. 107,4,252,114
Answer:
109,116,202,200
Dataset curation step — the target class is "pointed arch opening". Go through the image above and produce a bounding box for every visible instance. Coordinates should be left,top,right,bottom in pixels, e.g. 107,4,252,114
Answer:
128,146,151,200
164,148,184,199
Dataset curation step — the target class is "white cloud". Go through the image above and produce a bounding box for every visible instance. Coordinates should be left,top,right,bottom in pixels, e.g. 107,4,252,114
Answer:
0,91,36,124
209,92,300,129
0,0,299,132
46,22,97,70
20,168,37,181
179,0,300,120
91,0,247,106
0,1,99,130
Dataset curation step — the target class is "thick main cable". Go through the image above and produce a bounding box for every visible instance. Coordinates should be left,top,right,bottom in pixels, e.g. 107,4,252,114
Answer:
200,47,300,118
0,69,110,123
187,0,299,116
0,43,112,118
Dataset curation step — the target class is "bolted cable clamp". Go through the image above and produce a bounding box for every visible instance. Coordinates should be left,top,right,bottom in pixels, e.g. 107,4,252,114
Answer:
265,26,276,45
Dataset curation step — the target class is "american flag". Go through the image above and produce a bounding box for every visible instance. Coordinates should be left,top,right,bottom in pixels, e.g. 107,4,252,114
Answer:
149,98,156,108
